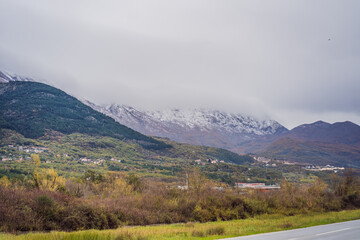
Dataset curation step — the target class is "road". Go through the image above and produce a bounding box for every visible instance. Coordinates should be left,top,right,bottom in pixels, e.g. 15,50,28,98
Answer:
219,219,360,240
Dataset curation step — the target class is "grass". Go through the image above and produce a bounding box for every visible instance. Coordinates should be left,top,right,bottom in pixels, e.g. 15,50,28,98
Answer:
1,209,360,240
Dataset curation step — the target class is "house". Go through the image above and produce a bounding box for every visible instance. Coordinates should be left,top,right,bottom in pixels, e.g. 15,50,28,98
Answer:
177,185,189,190
93,159,105,165
254,157,271,163
207,158,218,164
33,147,48,153
235,183,265,188
213,186,224,191
80,157,91,162
110,158,122,162
18,146,48,153
235,182,280,191
194,159,202,164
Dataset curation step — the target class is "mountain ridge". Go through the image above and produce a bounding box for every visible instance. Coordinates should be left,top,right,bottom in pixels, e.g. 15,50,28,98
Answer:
83,102,288,153
2,69,360,167
0,80,170,150
84,102,360,167
0,70,35,82
288,120,360,144
0,71,253,168
260,120,360,167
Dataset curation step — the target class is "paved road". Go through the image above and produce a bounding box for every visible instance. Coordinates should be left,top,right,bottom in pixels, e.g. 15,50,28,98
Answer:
219,219,360,240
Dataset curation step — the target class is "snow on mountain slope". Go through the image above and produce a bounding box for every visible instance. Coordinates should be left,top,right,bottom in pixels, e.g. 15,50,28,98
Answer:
138,106,284,135
83,102,288,153
0,70,34,82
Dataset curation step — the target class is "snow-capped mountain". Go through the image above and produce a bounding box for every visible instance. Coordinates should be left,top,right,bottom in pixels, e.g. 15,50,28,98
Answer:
0,70,34,83
83,102,288,153
108,104,286,135
2,69,359,166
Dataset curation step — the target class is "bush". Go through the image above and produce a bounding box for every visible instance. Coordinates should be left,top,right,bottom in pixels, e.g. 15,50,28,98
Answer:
206,226,225,235
191,230,205,237
0,171,359,233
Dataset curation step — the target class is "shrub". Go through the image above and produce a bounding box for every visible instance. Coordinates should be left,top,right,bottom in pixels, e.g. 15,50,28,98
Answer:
185,222,195,228
279,222,293,229
206,226,225,235
0,171,359,233
191,230,205,237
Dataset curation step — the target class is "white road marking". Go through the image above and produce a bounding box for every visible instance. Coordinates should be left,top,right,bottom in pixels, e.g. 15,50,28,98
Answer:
315,228,352,236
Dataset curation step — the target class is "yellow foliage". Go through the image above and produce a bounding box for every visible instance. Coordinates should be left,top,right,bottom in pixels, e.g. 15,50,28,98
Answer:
31,154,41,168
188,168,214,196
114,178,132,196
0,176,10,188
30,155,65,191
31,154,41,188
39,168,66,191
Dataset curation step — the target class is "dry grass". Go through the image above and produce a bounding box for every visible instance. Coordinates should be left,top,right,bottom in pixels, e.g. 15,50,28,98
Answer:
1,209,360,240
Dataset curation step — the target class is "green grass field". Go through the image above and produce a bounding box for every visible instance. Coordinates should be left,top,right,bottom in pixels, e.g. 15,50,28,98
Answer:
1,209,360,240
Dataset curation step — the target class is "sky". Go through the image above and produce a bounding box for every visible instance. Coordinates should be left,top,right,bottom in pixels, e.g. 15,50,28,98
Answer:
0,0,359,129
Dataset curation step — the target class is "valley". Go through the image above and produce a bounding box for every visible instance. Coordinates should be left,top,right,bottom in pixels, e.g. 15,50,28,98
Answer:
1,1,360,238
0,72,359,235
85,103,360,168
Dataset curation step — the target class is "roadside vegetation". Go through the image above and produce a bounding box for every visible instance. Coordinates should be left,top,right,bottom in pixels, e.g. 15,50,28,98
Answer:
1,131,359,237
0,154,359,233
1,209,360,240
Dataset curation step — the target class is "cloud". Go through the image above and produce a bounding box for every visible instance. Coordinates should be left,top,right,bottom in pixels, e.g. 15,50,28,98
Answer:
0,0,359,128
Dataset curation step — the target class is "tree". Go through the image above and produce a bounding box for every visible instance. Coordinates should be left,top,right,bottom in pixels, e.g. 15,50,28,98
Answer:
83,170,104,183
0,176,10,188
188,168,213,198
126,173,143,193
31,154,41,188
31,154,65,191
41,168,65,191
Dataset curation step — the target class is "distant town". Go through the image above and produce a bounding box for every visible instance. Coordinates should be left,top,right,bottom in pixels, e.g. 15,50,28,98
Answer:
2,145,346,175
252,156,345,173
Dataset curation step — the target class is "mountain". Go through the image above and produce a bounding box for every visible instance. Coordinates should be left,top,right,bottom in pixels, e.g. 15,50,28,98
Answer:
83,103,288,154
0,79,169,150
0,70,254,169
288,121,360,144
0,72,256,186
85,103,360,167
2,70,359,168
261,121,360,167
0,70,34,82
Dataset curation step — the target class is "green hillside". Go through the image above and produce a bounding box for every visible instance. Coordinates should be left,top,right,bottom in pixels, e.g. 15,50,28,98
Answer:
0,81,169,150
0,129,263,184
0,80,333,185
0,80,259,183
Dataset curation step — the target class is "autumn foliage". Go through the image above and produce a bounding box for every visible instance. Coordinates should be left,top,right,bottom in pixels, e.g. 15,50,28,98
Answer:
0,167,359,232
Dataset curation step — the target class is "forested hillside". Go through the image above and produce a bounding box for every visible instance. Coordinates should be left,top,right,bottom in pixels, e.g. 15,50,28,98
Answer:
0,81,169,150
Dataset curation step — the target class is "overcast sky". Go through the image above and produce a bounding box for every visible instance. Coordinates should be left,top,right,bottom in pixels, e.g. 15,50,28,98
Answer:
0,0,359,129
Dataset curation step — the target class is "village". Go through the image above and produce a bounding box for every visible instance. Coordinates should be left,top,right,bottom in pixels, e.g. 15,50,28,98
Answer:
79,157,122,165
304,165,345,172
6,144,48,153
1,145,347,176
0,144,127,164
193,158,225,165
252,156,345,173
